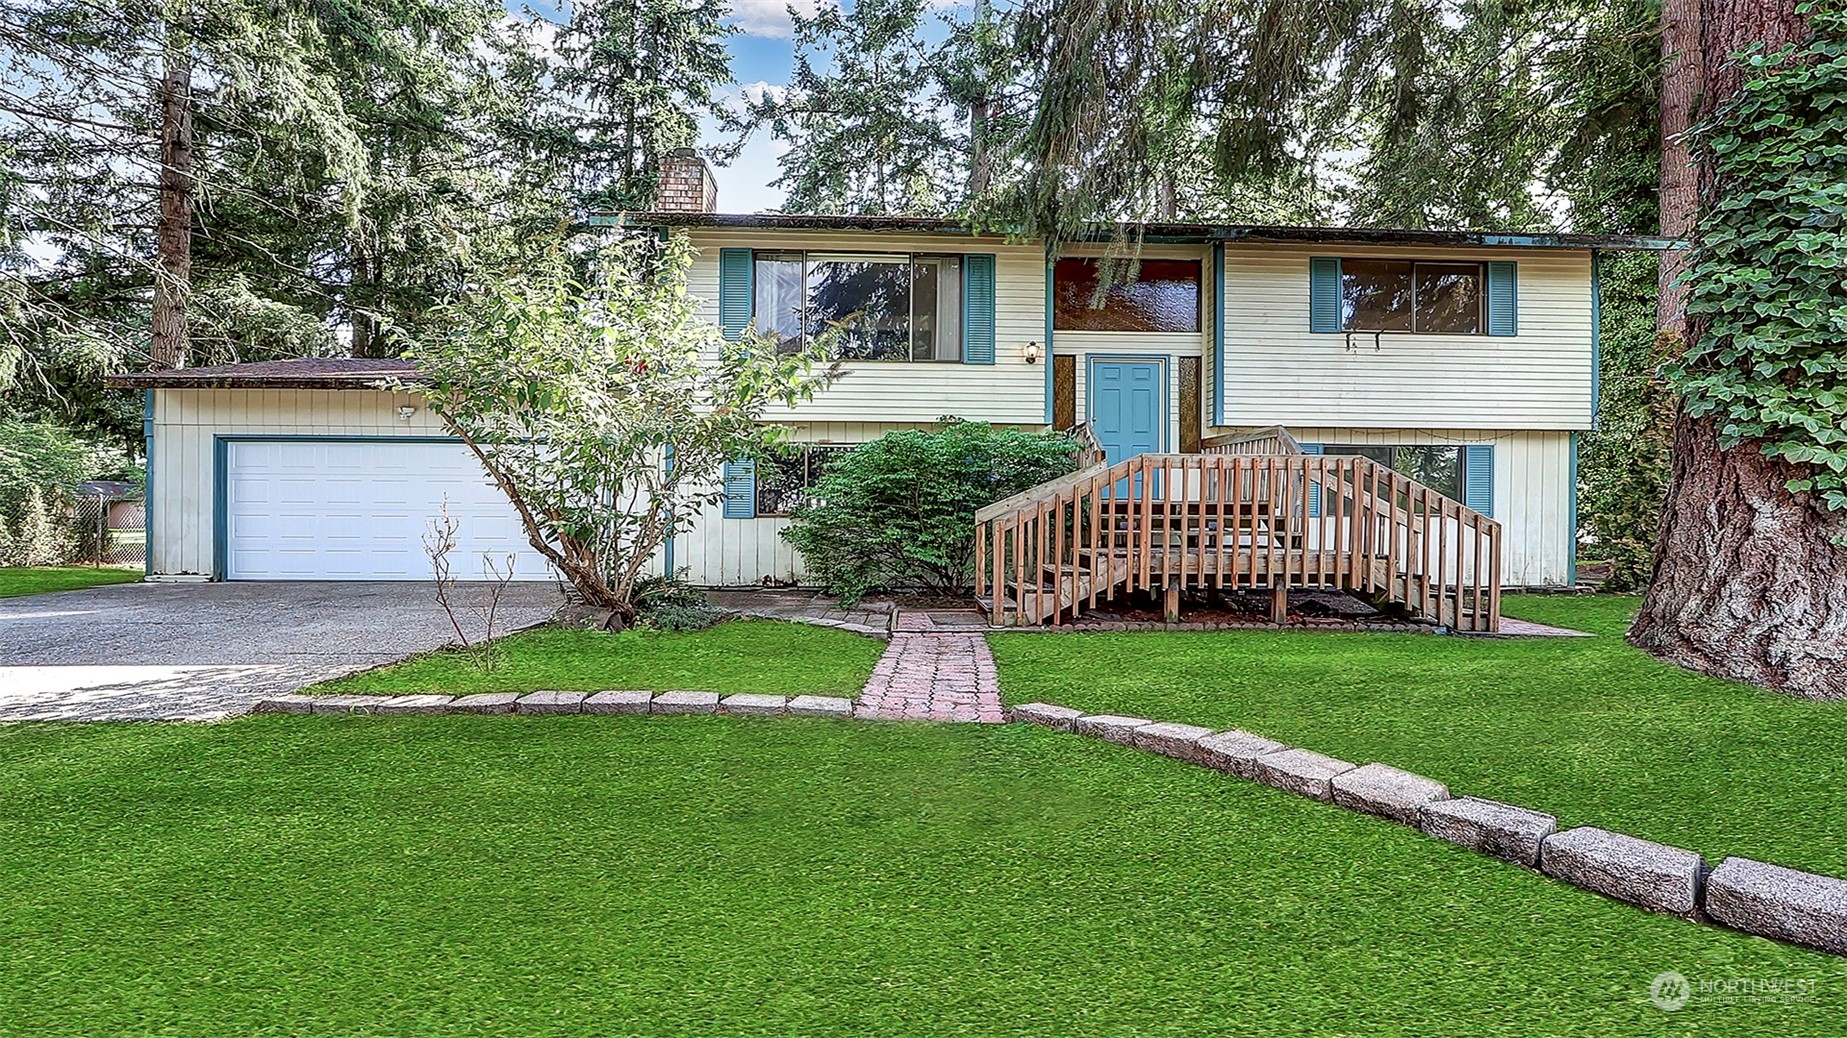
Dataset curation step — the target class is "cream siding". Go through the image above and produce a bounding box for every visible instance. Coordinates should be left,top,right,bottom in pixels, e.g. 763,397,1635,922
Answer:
147,233,1592,590
683,230,1049,426
1218,244,1594,430
1281,427,1575,587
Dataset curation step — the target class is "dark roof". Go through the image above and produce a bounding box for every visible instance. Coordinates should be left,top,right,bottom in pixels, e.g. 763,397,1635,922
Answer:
76,480,140,500
591,211,1676,251
107,357,425,390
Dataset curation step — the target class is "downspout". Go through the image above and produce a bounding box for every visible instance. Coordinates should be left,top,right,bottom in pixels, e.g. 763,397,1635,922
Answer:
143,390,155,577
663,445,675,580
1043,245,1055,425
1213,243,1226,427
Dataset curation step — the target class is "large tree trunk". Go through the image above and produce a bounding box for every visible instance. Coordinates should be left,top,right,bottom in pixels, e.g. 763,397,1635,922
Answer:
1631,0,1839,698
1630,418,1847,699
149,19,193,370
1655,0,1701,340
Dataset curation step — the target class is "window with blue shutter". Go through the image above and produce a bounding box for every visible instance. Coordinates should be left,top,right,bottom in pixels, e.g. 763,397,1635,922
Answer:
1463,445,1495,516
718,248,753,341
962,253,996,364
1308,258,1341,333
1301,443,1325,518
1485,261,1517,336
722,458,756,518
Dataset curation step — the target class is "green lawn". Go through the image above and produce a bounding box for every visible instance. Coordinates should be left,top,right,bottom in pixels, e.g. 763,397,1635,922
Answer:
315,619,885,697
990,595,1847,877
0,565,140,599
0,717,1839,1037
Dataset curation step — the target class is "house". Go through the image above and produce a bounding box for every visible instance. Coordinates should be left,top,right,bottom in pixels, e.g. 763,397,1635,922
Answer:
111,155,1666,629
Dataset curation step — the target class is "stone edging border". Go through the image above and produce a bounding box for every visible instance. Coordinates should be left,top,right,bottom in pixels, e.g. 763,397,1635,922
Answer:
1009,702,1847,959
255,690,856,718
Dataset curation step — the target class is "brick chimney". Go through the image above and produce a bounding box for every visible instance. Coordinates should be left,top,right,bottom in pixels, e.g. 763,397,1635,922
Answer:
657,148,717,213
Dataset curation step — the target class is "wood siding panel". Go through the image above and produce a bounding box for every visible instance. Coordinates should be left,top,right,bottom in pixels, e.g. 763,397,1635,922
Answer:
1278,427,1574,586
683,230,1048,425
1219,245,1593,430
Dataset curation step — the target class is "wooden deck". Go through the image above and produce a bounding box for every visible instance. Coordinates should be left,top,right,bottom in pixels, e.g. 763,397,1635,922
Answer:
974,440,1502,631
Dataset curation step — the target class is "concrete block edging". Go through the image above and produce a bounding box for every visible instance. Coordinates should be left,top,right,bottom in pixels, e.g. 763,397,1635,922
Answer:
1030,701,1847,958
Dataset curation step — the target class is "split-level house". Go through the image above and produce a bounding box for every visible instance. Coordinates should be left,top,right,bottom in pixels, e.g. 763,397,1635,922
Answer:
115,154,1666,629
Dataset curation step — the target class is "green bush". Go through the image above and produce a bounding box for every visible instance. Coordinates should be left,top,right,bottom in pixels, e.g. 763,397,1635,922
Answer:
633,574,727,632
1578,252,1670,592
0,421,92,566
782,419,1078,604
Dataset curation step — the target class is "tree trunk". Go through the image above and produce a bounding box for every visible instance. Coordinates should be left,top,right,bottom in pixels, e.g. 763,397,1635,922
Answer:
1629,417,1847,699
1655,0,1701,340
1631,0,1838,698
149,18,193,371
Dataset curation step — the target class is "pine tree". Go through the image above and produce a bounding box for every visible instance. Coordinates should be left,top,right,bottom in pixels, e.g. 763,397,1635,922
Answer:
551,0,730,211
727,0,958,215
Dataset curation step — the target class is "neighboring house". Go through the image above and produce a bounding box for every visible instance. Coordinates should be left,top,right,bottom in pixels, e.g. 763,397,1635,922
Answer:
112,155,1664,609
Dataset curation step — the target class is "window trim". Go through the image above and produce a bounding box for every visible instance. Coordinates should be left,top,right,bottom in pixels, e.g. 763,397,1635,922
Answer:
1338,259,1487,336
753,249,968,364
1052,256,1204,334
751,443,855,518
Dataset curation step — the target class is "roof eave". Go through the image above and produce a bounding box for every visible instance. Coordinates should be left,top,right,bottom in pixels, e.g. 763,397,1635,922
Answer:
591,211,1678,251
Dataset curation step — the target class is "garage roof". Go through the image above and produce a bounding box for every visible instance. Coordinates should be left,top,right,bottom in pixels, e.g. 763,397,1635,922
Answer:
107,357,424,390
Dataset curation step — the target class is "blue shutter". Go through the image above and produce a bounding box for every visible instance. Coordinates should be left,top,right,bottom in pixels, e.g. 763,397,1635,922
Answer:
722,458,756,518
1463,445,1495,516
1309,257,1341,333
719,248,753,341
1485,261,1517,336
1301,443,1325,518
963,253,996,364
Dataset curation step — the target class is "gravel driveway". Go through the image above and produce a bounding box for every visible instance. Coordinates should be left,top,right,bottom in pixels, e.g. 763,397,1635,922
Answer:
0,581,562,722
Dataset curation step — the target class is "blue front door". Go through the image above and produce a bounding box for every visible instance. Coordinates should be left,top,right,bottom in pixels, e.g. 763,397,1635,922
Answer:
1089,359,1166,465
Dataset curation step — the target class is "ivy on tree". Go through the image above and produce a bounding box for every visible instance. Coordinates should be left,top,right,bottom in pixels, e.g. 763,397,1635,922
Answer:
1671,19,1847,511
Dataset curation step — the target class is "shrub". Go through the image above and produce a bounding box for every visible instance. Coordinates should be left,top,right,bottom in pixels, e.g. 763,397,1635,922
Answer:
632,574,727,632
782,419,1078,604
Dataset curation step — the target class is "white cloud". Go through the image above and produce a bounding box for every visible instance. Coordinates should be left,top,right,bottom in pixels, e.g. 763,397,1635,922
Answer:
726,0,820,39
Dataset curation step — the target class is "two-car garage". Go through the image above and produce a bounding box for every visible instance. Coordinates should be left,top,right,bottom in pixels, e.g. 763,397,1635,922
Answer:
122,360,564,583
222,439,550,581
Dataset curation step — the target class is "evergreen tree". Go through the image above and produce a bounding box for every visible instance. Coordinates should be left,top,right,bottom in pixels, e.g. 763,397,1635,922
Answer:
727,0,958,215
551,0,730,211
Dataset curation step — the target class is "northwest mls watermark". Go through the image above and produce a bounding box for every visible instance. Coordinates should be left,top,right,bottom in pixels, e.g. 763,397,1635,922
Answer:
1649,970,1823,1011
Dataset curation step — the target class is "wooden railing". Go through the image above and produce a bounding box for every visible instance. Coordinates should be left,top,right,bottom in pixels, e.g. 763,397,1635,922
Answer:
1066,419,1107,468
974,451,1501,632
1199,426,1304,456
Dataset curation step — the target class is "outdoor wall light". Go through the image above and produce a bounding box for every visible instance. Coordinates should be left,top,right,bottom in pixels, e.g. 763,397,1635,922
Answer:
1023,341,1042,364
396,405,418,421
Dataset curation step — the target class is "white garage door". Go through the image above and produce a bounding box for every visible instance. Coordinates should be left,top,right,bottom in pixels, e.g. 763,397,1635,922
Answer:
224,439,554,581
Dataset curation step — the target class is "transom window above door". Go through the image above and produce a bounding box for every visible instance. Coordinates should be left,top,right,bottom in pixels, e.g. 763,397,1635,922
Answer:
1054,258,1201,333
753,252,963,362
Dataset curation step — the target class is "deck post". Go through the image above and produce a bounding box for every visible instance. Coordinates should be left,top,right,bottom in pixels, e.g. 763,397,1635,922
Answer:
1270,585,1288,624
1163,581,1181,623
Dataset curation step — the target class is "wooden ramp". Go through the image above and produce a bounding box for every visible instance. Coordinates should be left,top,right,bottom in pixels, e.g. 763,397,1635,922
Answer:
974,430,1502,631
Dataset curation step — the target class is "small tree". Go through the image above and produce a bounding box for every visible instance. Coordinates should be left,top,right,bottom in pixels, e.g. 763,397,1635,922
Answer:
409,234,838,626
782,419,1078,604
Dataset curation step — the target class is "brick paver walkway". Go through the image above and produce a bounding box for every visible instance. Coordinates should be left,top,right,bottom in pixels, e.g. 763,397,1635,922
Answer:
856,633,1005,723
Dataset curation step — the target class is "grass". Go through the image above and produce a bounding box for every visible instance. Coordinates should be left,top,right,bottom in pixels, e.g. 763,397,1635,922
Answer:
0,565,140,599
0,716,1841,1037
990,595,1847,877
314,619,885,697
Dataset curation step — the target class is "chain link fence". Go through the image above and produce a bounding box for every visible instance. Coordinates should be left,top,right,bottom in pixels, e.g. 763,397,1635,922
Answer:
68,493,146,568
